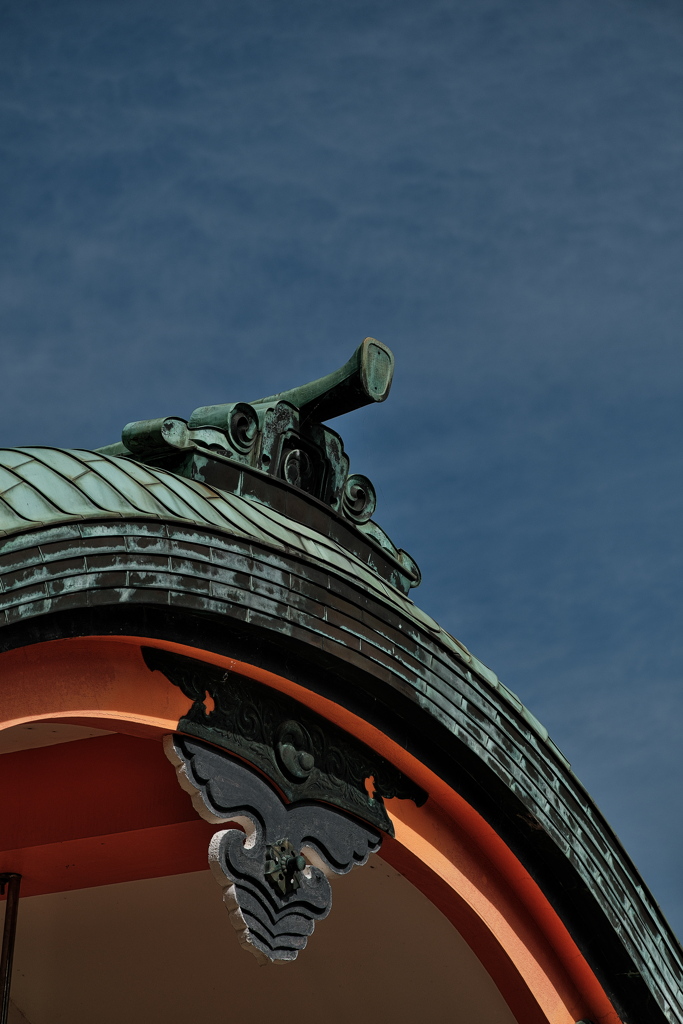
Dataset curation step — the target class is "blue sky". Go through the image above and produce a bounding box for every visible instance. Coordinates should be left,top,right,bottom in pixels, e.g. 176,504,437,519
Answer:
2,0,683,935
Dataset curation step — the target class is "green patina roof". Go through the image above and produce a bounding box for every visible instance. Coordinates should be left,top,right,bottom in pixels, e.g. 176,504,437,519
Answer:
0,443,564,765
0,443,432,618
1,345,680,1023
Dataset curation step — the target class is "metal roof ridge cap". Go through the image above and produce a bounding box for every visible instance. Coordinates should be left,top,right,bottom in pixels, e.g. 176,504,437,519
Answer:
0,447,568,771
84,445,414,586
0,447,408,614
107,449,420,607
171,444,419,582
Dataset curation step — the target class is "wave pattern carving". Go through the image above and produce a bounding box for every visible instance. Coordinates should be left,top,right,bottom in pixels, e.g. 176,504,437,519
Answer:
165,735,382,963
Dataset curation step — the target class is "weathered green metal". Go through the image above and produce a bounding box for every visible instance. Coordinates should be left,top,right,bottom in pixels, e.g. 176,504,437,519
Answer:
248,336,394,422
191,338,393,431
0,444,427,598
94,340,413,581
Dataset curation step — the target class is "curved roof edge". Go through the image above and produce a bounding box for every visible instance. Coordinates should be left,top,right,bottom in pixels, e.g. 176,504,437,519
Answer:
0,445,565,768
1,444,681,1021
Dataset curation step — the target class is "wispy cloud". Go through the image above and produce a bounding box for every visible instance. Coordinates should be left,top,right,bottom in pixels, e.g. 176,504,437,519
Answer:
1,0,683,932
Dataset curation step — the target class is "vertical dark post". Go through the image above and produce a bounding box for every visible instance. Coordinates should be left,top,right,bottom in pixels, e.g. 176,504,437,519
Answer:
0,873,21,1024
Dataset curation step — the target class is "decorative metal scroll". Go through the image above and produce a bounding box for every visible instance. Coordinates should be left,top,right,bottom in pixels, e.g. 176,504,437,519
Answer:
166,736,382,963
96,339,422,592
144,647,426,836
116,339,394,522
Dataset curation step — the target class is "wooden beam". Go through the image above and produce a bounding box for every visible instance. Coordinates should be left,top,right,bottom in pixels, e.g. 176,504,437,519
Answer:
0,734,215,897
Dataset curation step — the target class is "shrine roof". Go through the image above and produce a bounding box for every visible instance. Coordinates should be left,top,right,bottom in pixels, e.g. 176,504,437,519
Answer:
0,341,680,1021
0,341,572,764
0,441,564,766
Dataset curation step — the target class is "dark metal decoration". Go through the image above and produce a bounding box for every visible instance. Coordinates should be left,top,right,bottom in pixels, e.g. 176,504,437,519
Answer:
166,736,382,963
264,840,307,896
0,873,21,1024
342,473,376,524
95,339,421,592
144,646,426,836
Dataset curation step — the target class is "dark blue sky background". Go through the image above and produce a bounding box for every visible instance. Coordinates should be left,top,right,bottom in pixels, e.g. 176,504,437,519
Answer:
2,0,683,934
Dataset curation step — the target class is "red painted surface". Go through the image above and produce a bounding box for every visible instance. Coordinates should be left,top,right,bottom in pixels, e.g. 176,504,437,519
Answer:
0,733,217,897
0,635,620,1024
2,734,192,849
0,820,214,899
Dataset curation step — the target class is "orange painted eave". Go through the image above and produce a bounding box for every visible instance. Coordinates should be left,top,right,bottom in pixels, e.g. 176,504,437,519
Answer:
0,634,620,1024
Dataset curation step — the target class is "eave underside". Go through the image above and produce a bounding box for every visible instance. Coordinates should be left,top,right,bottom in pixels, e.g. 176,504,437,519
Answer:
0,517,680,1024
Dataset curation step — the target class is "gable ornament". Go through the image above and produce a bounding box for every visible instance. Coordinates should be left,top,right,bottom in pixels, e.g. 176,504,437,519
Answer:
146,648,426,963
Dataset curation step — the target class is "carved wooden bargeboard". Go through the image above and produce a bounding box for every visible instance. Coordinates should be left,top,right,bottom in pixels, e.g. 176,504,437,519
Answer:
166,736,382,962
149,645,424,962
